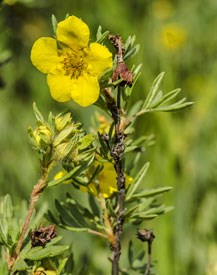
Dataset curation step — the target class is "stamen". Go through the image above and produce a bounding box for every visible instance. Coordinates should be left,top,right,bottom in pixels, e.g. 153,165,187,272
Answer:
60,48,87,79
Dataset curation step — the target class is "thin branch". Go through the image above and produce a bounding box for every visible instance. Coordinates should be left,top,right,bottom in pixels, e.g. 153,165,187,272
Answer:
137,229,155,275
105,85,126,275
8,166,50,270
144,241,152,275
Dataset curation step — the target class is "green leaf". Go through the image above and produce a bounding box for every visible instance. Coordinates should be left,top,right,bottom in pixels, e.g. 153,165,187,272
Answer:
124,35,136,51
126,162,150,201
12,258,29,272
57,257,69,274
47,166,81,187
96,25,110,43
65,199,88,227
150,88,181,108
125,145,140,153
124,44,140,61
46,235,63,246
96,25,102,41
0,262,9,275
88,194,100,217
55,200,83,228
58,225,88,233
130,186,173,200
154,100,194,112
128,240,134,266
3,194,13,220
78,134,95,151
33,102,44,123
24,245,69,260
0,221,8,246
45,210,60,225
131,213,158,220
53,124,77,146
143,72,165,109
52,14,58,35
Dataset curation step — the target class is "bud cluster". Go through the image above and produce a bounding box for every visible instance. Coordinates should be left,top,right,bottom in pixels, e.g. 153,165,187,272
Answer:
28,104,95,169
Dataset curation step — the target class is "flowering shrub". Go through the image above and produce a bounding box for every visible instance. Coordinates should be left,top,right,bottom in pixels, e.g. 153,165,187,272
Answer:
0,14,192,275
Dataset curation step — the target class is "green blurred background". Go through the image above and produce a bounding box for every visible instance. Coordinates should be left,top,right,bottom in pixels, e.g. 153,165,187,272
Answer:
0,0,217,274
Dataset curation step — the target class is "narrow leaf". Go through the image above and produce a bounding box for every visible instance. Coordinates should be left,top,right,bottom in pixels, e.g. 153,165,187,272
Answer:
52,14,58,35
143,72,165,109
130,186,173,200
0,262,9,275
59,225,88,232
78,134,95,151
88,194,100,217
24,245,69,260
3,194,13,220
47,165,81,187
66,199,88,227
55,200,82,228
33,102,44,122
126,162,150,201
152,88,181,107
12,258,28,272
128,240,134,266
154,101,194,112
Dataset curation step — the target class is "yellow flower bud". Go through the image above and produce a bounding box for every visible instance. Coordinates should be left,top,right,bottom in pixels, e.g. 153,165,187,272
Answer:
55,112,72,131
28,124,52,153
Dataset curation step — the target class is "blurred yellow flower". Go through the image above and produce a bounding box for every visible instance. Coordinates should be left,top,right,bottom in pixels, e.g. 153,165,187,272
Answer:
161,24,186,50
31,16,112,107
152,0,174,20
54,162,133,198
98,115,111,134
86,162,133,198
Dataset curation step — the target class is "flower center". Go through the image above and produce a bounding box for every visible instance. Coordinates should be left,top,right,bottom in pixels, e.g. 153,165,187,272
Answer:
60,48,87,79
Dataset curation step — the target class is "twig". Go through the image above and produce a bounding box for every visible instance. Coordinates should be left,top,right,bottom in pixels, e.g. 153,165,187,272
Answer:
137,229,155,275
105,34,133,275
144,240,152,275
104,86,126,275
8,166,50,270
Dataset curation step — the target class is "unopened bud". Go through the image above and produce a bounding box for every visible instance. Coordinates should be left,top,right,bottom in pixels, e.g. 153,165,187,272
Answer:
55,112,72,131
28,125,52,150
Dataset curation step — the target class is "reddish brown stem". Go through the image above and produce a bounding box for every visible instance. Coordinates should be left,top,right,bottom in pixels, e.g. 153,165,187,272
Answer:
8,167,49,270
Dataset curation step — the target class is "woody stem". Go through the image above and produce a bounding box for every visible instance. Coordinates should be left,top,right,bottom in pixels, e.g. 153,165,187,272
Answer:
107,87,126,275
8,166,49,270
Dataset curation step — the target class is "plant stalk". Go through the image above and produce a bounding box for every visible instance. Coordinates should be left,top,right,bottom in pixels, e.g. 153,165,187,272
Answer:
8,166,49,270
106,87,126,275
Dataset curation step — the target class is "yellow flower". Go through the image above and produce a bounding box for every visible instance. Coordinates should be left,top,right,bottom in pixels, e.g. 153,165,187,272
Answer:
152,0,174,20
54,162,133,198
161,24,186,50
85,162,133,198
31,16,113,107
98,115,111,134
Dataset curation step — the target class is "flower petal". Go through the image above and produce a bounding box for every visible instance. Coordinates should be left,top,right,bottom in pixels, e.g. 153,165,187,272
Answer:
31,37,60,74
47,74,73,102
47,73,99,106
71,73,100,107
85,42,113,76
56,16,90,48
